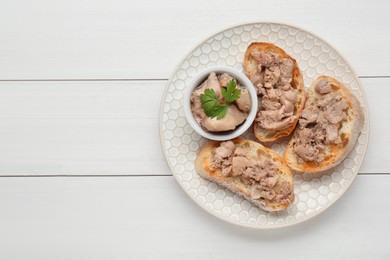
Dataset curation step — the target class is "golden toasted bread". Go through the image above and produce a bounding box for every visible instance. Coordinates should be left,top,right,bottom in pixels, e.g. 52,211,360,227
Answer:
244,42,305,142
284,76,364,172
195,138,294,211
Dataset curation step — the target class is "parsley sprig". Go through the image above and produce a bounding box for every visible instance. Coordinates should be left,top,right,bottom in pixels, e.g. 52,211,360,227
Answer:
200,80,241,120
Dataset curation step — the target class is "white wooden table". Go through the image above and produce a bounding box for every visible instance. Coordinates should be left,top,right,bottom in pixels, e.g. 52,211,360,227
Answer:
0,1,389,259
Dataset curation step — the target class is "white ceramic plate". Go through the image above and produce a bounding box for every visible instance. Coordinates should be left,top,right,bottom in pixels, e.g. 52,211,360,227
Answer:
159,22,369,229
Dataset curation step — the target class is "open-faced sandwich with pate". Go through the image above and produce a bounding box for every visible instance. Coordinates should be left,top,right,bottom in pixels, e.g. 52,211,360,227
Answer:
244,42,306,142
195,138,294,211
284,76,364,172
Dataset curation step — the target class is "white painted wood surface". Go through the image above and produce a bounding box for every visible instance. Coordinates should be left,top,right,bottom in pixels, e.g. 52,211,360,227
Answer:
0,176,389,259
0,0,389,259
0,78,386,175
0,0,389,79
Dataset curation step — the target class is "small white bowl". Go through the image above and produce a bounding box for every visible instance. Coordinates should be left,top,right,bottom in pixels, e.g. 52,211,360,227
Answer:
183,66,258,141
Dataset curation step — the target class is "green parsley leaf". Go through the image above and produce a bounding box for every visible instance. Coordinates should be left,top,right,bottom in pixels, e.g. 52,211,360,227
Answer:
199,79,242,120
222,80,241,103
200,89,228,119
212,104,228,120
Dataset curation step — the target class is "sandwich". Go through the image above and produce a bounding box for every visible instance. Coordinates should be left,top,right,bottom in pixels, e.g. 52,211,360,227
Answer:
284,76,364,172
244,42,305,142
195,138,294,211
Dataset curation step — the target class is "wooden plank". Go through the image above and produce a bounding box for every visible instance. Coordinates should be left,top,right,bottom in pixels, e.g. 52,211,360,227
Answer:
0,175,389,259
0,78,385,175
0,0,389,79
360,77,389,173
0,80,169,175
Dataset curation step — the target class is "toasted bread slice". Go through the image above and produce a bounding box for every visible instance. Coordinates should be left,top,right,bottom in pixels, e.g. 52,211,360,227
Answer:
244,42,305,142
195,138,294,211
284,76,364,172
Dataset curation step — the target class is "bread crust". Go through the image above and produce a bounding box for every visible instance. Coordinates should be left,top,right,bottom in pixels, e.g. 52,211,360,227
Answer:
195,138,294,211
283,76,364,173
244,42,306,142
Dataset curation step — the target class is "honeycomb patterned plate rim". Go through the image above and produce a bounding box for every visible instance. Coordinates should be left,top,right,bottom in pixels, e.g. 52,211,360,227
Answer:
159,21,369,229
